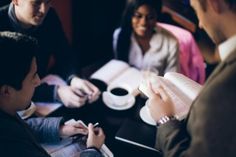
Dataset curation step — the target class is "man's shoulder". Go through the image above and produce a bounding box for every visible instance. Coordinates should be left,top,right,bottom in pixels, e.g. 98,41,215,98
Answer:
44,7,60,22
0,4,9,16
0,5,11,29
0,115,21,137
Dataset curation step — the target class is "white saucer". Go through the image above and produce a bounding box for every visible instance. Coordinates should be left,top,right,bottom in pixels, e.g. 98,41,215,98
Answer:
102,92,135,110
139,106,156,126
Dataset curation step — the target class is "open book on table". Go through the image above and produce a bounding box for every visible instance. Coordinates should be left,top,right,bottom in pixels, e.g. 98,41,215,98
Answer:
139,72,202,120
41,119,113,157
90,59,143,95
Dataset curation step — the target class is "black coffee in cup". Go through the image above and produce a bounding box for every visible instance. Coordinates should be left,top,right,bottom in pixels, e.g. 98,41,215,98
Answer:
110,87,129,96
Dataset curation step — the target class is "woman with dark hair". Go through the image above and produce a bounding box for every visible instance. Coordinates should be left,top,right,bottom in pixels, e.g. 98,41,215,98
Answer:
113,0,179,76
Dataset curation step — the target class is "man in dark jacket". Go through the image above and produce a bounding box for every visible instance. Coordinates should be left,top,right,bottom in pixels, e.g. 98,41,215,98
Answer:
0,0,100,108
0,31,105,157
146,0,236,156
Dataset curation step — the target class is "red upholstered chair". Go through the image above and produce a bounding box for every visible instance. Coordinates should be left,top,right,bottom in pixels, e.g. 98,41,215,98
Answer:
157,23,205,84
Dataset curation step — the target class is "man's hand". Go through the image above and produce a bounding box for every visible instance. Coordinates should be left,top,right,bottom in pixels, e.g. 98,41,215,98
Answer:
57,85,88,108
70,77,101,104
59,122,88,138
147,84,175,122
86,123,105,149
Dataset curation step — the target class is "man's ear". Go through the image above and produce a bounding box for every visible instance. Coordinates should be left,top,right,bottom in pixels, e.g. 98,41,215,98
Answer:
0,85,11,97
12,0,19,6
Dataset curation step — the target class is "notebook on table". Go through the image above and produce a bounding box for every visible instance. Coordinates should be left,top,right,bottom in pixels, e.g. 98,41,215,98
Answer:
115,119,160,152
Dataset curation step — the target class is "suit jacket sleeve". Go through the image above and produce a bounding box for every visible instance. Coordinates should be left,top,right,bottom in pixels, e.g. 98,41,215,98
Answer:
26,117,64,143
32,83,58,102
80,149,103,157
155,120,190,157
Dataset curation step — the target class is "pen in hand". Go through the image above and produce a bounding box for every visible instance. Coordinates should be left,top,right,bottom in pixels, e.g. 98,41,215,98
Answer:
78,120,99,129
92,122,99,128
65,119,99,137
65,119,113,156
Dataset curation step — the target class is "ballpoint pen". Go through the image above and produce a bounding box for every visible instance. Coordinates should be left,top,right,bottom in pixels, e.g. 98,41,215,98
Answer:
92,122,99,128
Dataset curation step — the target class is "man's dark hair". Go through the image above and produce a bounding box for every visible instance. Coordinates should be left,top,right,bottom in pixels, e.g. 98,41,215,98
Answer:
115,0,162,61
0,31,38,90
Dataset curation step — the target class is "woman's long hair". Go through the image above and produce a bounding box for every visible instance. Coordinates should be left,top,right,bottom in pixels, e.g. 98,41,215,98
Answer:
116,0,162,61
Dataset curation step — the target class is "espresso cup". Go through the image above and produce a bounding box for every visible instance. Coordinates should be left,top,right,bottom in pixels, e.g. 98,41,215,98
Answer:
104,85,133,106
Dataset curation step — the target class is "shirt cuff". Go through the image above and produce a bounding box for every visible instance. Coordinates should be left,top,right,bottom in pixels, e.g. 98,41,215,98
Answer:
66,74,77,85
86,146,101,153
80,147,102,157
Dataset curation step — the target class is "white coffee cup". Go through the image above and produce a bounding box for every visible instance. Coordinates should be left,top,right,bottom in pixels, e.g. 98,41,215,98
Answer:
103,84,133,106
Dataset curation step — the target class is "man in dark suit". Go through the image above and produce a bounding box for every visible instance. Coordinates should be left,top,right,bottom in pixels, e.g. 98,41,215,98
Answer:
0,0,100,108
147,0,236,156
0,32,105,157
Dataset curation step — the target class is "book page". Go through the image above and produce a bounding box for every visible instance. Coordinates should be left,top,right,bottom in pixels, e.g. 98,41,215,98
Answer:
109,67,143,95
156,77,191,120
90,60,130,85
139,72,202,120
152,76,191,119
164,72,202,100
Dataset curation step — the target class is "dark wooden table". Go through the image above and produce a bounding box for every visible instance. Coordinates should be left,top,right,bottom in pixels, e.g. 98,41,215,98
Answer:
44,62,162,156
48,91,161,157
